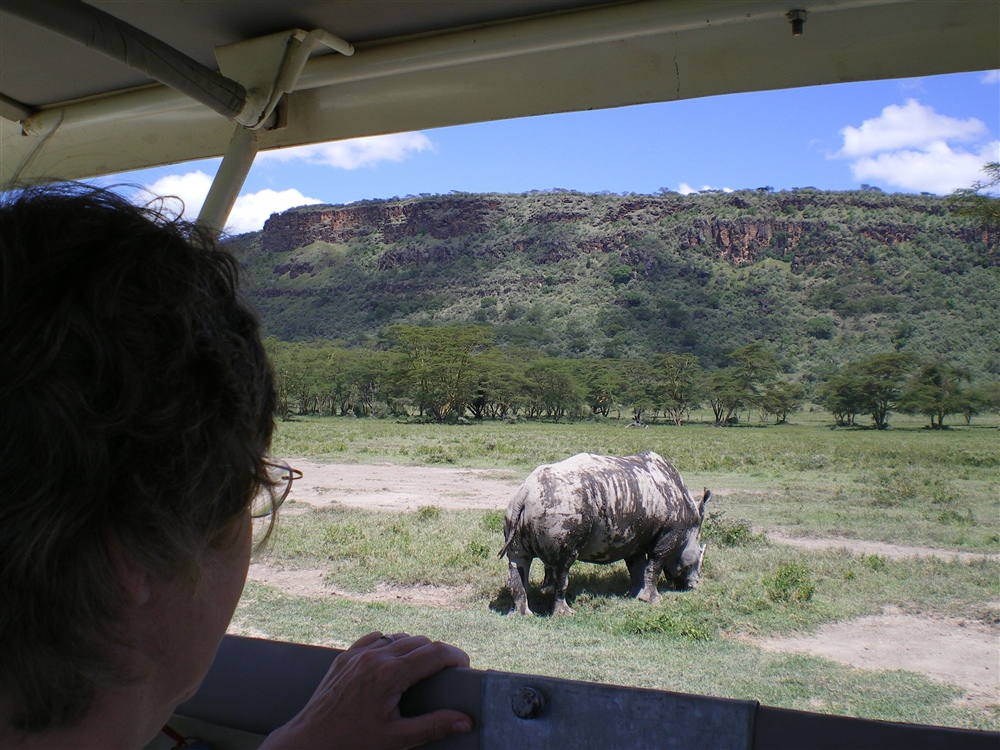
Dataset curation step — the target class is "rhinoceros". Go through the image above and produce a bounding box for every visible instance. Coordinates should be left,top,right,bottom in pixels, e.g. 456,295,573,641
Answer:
499,451,709,616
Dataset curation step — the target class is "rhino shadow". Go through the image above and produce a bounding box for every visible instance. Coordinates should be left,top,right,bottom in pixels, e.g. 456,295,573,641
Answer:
490,562,680,616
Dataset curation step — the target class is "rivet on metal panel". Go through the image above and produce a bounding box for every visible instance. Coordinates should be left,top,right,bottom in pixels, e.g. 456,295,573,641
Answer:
511,686,546,719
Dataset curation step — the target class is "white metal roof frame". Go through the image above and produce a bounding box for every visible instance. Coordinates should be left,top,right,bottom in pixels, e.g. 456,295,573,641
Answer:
1,0,998,230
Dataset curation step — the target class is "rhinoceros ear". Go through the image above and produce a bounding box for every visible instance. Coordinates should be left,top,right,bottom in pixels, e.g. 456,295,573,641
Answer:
699,489,711,516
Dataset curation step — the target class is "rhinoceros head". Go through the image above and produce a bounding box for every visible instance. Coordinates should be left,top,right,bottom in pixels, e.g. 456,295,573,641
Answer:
668,488,711,589
668,535,707,590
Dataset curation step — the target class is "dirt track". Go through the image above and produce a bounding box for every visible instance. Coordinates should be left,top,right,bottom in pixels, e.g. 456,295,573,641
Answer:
248,460,999,709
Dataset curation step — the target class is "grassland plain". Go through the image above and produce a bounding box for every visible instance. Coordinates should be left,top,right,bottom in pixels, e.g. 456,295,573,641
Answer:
241,414,1000,730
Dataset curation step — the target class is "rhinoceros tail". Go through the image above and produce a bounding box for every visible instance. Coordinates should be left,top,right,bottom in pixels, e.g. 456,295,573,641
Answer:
497,488,527,558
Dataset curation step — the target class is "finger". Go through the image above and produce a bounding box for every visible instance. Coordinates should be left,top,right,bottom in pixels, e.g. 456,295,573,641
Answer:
380,634,431,654
383,641,471,691
350,631,388,650
373,631,411,647
396,710,474,748
405,640,471,670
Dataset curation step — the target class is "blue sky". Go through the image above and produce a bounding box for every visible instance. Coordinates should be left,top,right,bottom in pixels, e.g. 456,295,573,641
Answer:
113,69,999,234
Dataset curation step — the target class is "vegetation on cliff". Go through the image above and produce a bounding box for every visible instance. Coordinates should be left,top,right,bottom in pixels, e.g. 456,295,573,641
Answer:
228,188,998,383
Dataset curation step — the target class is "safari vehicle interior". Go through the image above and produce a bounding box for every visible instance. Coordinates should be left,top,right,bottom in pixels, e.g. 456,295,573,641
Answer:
2,1,997,748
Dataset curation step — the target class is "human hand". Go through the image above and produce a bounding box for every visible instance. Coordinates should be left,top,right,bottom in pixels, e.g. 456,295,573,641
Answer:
260,632,473,750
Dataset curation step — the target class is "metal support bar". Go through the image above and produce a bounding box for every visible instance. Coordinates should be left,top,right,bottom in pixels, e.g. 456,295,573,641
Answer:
0,93,33,122
5,0,247,121
255,29,355,128
196,124,264,237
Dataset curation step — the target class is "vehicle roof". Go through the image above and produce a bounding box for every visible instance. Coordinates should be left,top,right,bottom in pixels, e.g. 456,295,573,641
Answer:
2,0,997,187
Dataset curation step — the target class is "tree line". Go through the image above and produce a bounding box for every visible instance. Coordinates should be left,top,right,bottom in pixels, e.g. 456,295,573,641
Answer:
265,325,1000,429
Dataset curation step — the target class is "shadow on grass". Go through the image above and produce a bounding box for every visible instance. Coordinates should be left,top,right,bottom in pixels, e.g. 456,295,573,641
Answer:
490,563,686,616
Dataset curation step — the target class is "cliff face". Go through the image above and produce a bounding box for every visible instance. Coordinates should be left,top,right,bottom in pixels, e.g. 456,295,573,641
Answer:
259,191,991,270
261,196,506,252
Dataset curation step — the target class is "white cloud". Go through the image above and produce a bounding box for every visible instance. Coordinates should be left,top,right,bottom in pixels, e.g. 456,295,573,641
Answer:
226,189,322,234
837,99,987,158
677,183,733,195
143,170,214,221
833,99,997,194
258,132,433,170
980,70,1000,85
141,170,321,233
849,140,1000,194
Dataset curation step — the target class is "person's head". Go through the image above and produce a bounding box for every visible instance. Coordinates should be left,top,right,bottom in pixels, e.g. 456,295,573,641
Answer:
0,184,277,733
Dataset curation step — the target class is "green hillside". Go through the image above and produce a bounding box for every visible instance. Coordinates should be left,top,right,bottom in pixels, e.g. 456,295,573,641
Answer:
228,188,998,380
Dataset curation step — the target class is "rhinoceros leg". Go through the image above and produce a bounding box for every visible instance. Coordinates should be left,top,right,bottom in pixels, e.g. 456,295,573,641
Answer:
641,529,684,602
540,565,555,596
507,557,533,615
625,553,647,598
551,557,577,616
637,556,665,603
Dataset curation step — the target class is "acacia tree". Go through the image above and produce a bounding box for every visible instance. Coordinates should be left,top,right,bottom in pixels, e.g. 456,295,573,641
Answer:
265,338,318,420
851,351,917,429
322,347,368,416
581,359,624,417
707,343,779,425
523,359,586,420
951,161,1000,233
348,349,397,417
706,368,745,425
617,360,657,423
387,324,493,422
898,362,971,429
963,383,1000,425
758,381,807,424
469,350,529,419
815,373,865,426
652,352,703,425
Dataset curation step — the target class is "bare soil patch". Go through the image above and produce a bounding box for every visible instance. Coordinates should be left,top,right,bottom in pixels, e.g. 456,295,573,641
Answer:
750,606,998,709
280,458,521,513
253,461,998,707
765,529,999,563
246,565,474,609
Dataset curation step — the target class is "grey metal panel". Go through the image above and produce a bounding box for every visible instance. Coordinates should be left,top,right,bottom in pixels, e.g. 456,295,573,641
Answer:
753,705,1000,750
179,636,1000,750
481,671,756,750
179,636,340,736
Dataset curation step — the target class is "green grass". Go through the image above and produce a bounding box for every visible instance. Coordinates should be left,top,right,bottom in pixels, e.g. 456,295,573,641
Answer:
271,414,1000,552
258,505,997,631
243,415,1000,731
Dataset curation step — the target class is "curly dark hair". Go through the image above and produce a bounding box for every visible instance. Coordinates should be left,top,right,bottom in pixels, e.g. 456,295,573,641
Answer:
0,184,276,731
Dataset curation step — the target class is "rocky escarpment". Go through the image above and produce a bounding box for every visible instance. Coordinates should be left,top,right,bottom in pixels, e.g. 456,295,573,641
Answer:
259,191,992,271
261,196,506,253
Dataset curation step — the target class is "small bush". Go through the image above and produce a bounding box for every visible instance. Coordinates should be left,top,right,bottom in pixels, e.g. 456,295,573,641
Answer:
416,505,442,521
702,511,762,547
620,609,714,641
465,540,491,559
765,562,816,603
481,509,505,533
862,554,888,572
866,469,920,507
937,508,976,526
